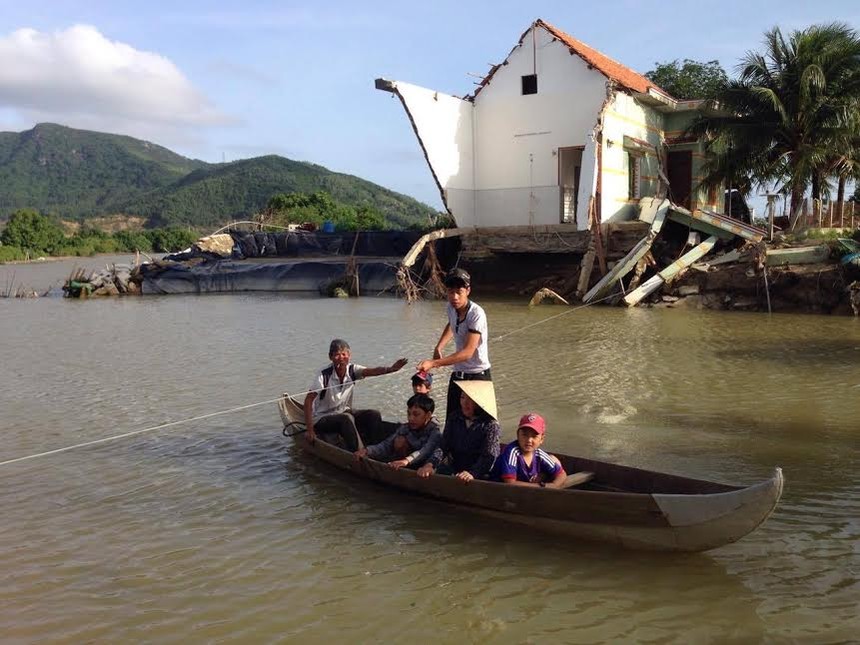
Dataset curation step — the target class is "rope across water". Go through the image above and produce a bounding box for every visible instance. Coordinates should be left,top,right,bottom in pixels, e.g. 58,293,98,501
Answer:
1,290,620,468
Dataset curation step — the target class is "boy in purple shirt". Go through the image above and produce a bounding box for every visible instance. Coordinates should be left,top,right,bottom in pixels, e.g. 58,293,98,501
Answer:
492,413,567,488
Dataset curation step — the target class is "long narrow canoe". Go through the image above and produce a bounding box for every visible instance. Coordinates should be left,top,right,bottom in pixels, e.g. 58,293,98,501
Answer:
279,395,783,552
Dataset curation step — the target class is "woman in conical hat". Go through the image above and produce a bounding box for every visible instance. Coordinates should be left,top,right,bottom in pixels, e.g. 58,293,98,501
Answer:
416,380,500,483
455,380,497,420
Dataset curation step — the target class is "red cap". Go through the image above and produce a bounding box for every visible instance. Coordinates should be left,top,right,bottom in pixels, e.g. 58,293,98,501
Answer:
518,412,546,435
411,370,433,385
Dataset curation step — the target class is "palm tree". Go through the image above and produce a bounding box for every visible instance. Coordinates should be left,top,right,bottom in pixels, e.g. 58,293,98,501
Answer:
829,136,860,222
691,23,860,228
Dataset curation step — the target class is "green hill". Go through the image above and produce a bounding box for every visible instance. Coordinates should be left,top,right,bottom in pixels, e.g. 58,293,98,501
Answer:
0,123,206,217
119,155,435,229
0,123,436,229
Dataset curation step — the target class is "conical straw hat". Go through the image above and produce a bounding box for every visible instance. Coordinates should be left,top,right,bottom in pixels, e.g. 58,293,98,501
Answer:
455,380,498,420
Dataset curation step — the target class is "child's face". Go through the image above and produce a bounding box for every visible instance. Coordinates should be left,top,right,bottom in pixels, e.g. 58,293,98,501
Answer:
407,406,433,431
412,381,431,395
517,427,544,453
446,285,470,310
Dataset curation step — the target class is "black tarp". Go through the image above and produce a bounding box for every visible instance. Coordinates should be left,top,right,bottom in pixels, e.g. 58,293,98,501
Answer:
165,230,424,262
140,258,400,295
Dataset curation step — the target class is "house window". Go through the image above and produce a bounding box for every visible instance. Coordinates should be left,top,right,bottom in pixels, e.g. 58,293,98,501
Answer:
627,153,641,200
521,74,538,95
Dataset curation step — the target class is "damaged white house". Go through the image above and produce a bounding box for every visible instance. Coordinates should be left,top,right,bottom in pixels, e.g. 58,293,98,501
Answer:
376,19,723,230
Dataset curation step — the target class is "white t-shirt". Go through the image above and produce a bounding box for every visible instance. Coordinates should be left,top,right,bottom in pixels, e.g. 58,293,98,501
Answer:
446,301,490,373
309,362,366,421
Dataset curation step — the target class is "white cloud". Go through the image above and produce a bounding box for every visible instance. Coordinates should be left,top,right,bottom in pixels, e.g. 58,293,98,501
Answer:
0,24,232,137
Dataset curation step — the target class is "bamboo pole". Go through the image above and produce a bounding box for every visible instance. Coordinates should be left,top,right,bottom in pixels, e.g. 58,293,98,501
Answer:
828,201,833,228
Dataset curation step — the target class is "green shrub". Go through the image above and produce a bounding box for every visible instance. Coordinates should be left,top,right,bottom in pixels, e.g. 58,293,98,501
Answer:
266,191,389,232
113,230,154,252
144,227,197,252
0,245,27,262
0,209,65,254
803,228,855,240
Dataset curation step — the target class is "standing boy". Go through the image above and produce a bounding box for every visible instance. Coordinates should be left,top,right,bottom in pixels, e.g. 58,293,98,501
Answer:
491,413,567,488
416,268,491,419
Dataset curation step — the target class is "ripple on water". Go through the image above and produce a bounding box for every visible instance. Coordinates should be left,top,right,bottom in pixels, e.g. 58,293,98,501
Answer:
1,295,859,641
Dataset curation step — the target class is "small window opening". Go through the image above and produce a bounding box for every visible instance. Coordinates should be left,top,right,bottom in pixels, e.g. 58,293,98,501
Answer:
627,153,641,200
521,74,538,95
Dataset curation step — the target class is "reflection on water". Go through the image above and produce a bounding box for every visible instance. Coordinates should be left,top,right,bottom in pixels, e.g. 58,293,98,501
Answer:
0,260,858,641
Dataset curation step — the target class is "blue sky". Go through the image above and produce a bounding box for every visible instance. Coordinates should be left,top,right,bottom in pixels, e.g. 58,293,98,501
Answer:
0,0,857,211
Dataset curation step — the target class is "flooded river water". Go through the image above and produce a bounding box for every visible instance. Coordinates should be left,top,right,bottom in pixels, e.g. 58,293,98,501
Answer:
1,257,858,643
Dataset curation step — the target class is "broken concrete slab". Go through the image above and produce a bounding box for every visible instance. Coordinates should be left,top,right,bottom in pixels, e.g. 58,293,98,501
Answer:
624,236,718,306
766,244,830,266
667,205,766,243
581,199,668,303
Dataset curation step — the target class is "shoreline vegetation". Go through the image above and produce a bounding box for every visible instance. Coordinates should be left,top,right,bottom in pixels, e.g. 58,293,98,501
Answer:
0,209,197,264
0,190,447,266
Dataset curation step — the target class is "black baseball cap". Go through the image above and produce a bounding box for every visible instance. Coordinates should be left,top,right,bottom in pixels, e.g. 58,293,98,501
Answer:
444,268,471,288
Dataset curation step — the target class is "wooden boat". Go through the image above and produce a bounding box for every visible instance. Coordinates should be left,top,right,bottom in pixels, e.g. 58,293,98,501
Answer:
279,395,783,552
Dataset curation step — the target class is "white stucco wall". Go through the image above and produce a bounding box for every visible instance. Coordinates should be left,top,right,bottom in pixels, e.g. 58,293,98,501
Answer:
384,25,675,229
392,81,475,225
601,92,665,221
471,25,608,227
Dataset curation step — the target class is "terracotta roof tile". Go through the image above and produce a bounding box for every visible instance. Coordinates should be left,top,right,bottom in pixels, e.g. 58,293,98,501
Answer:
536,19,671,97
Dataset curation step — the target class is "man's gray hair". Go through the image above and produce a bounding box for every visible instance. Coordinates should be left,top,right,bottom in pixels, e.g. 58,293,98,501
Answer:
329,338,351,356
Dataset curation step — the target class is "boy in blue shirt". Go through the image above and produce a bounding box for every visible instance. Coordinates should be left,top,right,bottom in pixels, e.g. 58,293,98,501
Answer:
492,413,567,488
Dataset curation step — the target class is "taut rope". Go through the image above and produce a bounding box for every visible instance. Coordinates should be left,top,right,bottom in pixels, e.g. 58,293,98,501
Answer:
1,289,622,468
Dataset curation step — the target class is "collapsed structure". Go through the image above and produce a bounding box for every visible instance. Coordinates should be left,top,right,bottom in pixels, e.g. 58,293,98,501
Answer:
375,18,860,314
57,18,860,314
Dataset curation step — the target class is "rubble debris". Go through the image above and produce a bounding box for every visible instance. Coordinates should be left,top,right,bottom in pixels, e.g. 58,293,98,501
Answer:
582,197,668,302
63,264,141,298
623,236,718,306
528,287,569,306
193,233,235,257
848,281,860,316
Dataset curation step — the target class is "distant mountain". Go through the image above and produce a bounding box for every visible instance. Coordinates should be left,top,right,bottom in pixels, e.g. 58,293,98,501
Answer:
0,123,436,229
0,123,206,217
120,155,435,229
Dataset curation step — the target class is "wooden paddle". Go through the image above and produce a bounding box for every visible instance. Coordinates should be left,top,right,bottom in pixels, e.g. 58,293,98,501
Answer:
558,471,594,489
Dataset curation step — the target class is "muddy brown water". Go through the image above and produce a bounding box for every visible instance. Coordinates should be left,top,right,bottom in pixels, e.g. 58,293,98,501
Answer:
1,257,859,642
